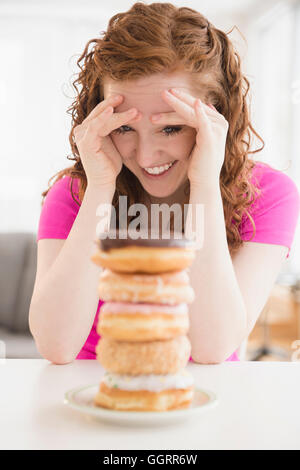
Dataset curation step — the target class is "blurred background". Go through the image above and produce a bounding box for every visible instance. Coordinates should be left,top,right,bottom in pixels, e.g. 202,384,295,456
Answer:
1,0,300,360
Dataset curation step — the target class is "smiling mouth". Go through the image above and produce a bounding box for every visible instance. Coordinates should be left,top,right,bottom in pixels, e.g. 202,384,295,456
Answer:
141,160,178,178
142,160,177,176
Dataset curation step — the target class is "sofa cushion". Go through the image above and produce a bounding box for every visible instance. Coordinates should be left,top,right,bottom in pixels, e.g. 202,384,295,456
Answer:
0,232,37,332
0,327,41,358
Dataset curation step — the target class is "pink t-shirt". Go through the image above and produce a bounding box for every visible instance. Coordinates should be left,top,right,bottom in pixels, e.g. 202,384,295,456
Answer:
36,161,300,361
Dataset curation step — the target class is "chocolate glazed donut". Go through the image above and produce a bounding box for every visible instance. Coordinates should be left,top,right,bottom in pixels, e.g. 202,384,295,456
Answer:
91,229,197,274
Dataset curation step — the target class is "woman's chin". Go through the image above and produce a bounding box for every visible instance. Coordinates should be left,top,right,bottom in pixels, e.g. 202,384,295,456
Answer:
147,191,173,200
142,179,178,197
145,183,186,201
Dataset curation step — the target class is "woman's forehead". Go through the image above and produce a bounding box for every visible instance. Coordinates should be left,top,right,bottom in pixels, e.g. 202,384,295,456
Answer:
103,72,206,113
103,71,193,95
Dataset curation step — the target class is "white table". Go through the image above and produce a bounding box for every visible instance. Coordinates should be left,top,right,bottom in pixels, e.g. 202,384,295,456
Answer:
1,359,300,450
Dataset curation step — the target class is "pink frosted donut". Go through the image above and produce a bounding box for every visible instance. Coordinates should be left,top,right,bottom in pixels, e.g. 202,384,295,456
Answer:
101,301,188,315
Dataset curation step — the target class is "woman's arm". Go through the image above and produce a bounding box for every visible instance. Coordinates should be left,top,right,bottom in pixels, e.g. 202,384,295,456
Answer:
29,183,115,364
153,89,295,364
186,183,247,363
186,183,288,364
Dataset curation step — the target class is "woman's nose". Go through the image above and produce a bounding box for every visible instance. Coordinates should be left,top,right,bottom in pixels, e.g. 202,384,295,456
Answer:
135,144,161,169
136,155,158,169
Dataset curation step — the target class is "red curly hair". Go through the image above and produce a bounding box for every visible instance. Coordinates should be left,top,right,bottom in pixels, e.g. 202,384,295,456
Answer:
41,1,264,255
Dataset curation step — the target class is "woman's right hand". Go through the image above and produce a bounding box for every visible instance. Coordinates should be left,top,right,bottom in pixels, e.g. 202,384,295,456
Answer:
73,95,140,188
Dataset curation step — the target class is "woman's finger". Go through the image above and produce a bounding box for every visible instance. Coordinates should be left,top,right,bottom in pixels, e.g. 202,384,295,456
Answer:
158,91,197,126
151,111,186,125
82,94,124,126
84,107,140,139
151,105,221,127
161,89,219,126
167,88,224,121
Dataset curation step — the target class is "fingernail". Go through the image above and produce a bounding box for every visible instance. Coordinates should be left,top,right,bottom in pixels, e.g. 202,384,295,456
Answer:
103,106,113,114
152,114,161,121
130,111,141,120
128,108,137,115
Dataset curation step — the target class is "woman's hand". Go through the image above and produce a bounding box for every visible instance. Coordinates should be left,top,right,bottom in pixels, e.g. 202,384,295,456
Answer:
151,88,229,189
73,95,140,188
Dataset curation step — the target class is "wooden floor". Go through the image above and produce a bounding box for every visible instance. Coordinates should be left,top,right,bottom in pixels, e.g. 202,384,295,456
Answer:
246,338,295,361
243,284,300,362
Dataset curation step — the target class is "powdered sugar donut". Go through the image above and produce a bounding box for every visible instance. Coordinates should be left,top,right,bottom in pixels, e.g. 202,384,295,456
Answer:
94,369,195,411
97,301,190,341
96,335,191,375
97,269,195,305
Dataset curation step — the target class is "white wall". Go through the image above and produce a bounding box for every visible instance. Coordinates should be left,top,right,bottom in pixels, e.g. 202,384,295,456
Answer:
240,0,300,275
1,0,299,274
0,5,111,233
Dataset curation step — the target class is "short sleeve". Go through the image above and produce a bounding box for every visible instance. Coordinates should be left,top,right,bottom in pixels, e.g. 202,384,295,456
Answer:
37,176,81,242
240,164,300,258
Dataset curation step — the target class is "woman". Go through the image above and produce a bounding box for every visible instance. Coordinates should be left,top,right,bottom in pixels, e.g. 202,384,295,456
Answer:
29,2,300,364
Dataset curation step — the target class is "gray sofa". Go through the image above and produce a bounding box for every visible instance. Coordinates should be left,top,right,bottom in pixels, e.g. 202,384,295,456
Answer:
0,231,249,360
0,232,41,358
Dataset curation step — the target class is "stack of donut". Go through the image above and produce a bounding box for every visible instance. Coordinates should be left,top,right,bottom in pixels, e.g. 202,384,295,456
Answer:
91,229,197,412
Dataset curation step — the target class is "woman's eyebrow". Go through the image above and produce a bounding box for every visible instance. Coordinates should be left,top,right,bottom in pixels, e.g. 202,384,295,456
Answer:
123,122,162,128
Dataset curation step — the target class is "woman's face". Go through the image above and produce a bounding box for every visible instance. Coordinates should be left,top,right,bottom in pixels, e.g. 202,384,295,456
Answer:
103,72,200,199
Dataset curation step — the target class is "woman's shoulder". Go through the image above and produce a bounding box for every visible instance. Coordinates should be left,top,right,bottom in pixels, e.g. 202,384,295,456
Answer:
37,175,81,242
240,160,300,256
248,160,300,211
250,160,299,195
46,175,81,203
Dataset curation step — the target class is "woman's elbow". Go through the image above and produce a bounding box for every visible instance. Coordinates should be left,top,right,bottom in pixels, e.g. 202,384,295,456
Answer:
41,349,75,365
191,355,223,365
29,313,76,364
33,337,76,365
46,353,75,365
191,348,231,364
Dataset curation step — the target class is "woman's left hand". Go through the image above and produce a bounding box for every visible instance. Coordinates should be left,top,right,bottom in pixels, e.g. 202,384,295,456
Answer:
151,88,229,189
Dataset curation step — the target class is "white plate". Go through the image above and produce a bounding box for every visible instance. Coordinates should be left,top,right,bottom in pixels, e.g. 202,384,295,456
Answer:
64,384,218,427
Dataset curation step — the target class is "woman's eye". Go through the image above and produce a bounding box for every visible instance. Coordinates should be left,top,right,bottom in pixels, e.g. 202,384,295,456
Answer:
113,126,183,136
163,126,182,137
114,125,132,135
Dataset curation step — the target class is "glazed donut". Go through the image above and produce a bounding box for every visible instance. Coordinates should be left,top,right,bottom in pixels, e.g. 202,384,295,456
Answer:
91,230,196,274
97,269,195,305
96,335,191,375
94,370,195,411
97,301,189,341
